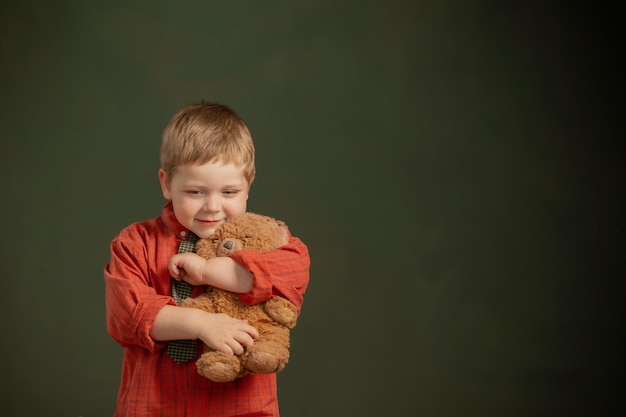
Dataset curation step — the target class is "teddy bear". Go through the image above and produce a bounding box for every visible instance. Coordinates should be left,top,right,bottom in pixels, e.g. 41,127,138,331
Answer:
180,212,299,382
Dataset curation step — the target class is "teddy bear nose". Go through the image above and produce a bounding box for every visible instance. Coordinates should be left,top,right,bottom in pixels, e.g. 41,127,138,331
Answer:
223,240,234,250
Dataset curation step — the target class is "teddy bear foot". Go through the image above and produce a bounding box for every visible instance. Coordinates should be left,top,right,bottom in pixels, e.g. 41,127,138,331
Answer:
246,348,288,374
246,351,281,374
196,352,241,383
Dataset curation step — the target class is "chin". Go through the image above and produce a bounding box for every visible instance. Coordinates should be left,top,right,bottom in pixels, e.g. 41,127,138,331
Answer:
196,227,219,239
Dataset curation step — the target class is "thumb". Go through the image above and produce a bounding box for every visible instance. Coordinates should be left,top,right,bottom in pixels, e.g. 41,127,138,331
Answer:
168,256,182,279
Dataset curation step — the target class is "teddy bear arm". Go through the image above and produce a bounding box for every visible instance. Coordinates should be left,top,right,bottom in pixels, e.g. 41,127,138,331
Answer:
264,297,299,328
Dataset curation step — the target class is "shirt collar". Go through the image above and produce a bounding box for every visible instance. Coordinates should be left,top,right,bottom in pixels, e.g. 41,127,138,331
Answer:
161,201,190,240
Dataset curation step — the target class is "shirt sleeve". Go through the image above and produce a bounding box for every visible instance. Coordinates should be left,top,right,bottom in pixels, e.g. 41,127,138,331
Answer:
104,230,175,351
230,233,310,310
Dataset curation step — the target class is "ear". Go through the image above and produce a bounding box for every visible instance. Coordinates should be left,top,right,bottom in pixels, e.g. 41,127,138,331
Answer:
246,175,255,200
158,169,172,200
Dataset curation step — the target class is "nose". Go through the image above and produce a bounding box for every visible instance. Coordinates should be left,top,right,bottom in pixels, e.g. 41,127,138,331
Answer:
203,194,220,212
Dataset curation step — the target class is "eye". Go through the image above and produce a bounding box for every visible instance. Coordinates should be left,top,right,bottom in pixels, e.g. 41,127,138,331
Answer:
223,190,238,196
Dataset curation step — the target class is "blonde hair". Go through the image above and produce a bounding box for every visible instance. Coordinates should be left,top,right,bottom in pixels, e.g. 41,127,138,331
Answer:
160,101,255,182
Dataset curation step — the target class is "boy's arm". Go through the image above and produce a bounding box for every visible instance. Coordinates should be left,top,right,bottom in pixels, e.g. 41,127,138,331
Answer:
150,305,257,355
104,235,174,351
169,233,310,309
105,235,258,354
231,233,310,310
169,254,254,293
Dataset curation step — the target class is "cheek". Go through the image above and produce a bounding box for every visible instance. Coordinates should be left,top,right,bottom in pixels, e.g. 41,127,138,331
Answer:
228,198,247,216
175,198,200,216
238,196,249,211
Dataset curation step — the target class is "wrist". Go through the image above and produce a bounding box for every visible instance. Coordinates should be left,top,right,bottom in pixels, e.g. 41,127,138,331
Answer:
200,258,213,286
198,257,253,293
189,308,209,340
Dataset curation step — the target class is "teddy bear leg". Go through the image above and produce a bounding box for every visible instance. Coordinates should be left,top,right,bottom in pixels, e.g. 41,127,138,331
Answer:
196,351,242,383
245,344,289,374
245,327,291,374
264,297,298,328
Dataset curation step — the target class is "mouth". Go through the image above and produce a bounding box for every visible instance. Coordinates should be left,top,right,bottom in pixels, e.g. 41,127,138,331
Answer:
197,219,222,226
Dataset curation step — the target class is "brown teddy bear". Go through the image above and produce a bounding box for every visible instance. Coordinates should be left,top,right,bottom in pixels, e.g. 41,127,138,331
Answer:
180,212,299,382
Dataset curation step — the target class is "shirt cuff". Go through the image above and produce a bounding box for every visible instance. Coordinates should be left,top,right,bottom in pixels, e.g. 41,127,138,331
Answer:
231,249,273,305
132,296,177,351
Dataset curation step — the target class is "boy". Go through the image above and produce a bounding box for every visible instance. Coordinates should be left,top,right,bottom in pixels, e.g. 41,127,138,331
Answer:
104,102,310,417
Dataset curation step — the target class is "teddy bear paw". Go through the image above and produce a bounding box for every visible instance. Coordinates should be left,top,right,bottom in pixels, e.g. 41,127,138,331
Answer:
196,352,241,382
265,297,298,328
245,344,289,374
246,351,284,374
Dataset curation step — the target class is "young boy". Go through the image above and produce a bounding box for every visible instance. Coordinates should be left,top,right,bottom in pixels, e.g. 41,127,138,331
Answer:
104,102,310,417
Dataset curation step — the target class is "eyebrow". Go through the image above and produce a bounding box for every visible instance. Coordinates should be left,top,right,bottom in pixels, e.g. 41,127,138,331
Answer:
182,181,246,189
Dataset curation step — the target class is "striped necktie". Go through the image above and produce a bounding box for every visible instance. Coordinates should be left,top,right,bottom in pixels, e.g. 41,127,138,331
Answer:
166,231,200,364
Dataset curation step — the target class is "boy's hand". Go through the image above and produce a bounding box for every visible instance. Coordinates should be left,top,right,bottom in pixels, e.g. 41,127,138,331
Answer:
168,253,207,285
197,313,259,356
150,305,258,356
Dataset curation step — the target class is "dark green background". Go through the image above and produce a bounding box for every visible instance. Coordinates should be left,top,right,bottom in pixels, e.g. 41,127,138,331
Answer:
1,1,623,416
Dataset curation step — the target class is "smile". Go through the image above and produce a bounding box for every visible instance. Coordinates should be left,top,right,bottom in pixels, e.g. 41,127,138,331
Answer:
197,219,222,225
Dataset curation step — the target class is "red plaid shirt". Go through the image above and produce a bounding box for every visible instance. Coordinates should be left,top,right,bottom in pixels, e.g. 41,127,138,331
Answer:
104,202,310,417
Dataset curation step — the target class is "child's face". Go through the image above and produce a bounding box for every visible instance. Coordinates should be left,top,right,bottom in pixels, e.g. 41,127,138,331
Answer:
159,161,252,239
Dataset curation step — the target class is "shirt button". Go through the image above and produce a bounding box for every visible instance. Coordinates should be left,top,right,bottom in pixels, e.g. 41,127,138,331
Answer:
180,231,187,237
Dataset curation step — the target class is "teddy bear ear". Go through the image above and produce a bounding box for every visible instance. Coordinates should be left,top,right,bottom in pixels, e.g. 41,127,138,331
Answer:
277,223,289,246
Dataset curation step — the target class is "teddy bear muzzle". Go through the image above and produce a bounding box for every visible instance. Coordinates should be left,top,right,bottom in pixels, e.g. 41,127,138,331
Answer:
216,238,244,257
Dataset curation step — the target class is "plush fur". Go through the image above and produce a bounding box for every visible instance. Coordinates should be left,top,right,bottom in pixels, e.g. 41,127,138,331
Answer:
181,212,299,382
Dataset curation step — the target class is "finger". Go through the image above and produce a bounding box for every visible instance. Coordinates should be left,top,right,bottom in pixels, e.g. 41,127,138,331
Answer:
237,332,255,348
229,340,245,356
168,262,180,278
216,342,234,356
242,324,259,339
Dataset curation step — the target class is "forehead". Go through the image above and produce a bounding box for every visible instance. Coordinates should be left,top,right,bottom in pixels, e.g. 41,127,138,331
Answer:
172,161,248,185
